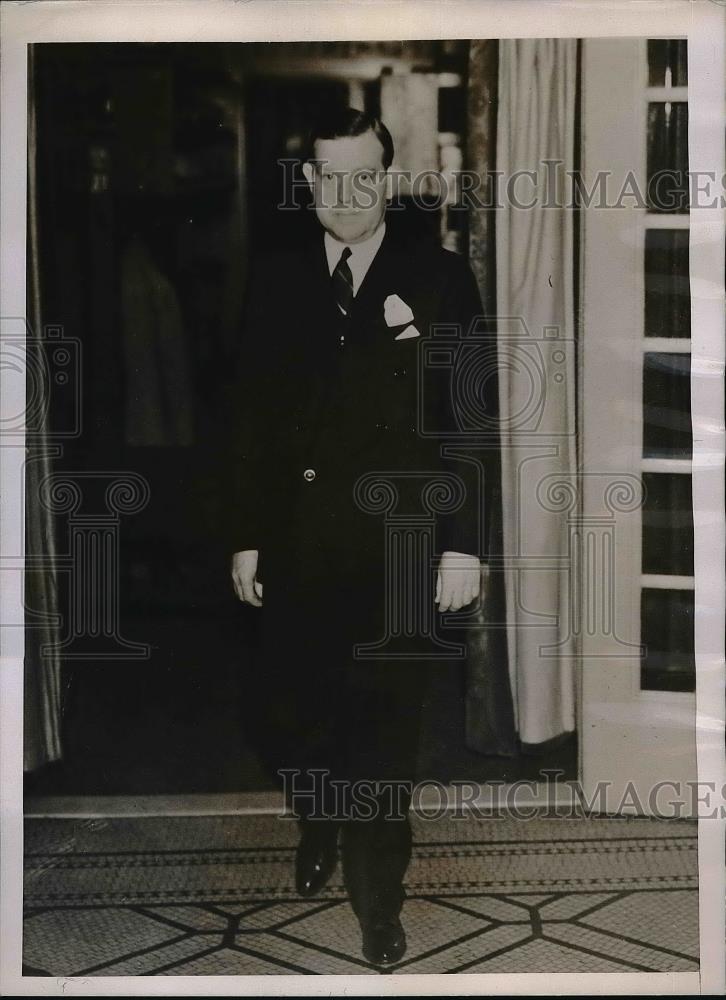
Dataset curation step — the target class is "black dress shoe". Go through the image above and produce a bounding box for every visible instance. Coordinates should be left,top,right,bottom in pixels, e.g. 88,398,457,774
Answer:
361,916,407,966
295,825,338,897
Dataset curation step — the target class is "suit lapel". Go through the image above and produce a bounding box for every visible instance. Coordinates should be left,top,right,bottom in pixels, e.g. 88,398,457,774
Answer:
298,223,415,362
303,236,343,336
348,225,400,332
292,237,346,442
300,222,406,330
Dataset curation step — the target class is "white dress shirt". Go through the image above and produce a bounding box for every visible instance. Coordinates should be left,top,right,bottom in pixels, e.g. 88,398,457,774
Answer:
324,222,386,296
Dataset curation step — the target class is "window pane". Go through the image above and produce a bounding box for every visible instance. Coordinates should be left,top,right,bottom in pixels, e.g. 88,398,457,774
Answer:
647,103,688,213
645,229,690,338
647,40,688,87
643,352,692,458
641,588,695,691
642,472,693,575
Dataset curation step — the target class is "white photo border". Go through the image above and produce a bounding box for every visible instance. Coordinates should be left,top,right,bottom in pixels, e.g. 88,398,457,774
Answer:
1,1,723,995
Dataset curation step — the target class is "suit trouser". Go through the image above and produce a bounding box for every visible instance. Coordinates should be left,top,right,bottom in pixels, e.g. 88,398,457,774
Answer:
243,527,433,920
294,656,427,922
245,605,429,921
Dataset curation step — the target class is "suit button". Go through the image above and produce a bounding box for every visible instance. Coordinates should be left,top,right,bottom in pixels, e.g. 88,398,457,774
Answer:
303,468,316,482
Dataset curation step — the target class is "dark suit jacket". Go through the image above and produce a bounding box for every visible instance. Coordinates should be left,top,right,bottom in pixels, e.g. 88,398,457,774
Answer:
228,223,497,614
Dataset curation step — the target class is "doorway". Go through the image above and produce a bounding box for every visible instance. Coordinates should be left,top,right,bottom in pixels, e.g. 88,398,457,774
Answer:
25,40,577,801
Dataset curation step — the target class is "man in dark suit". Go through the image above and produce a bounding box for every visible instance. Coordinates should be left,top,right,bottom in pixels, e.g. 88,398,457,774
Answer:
230,108,495,965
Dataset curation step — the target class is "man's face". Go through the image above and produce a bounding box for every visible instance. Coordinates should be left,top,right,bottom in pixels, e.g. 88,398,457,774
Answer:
303,130,388,244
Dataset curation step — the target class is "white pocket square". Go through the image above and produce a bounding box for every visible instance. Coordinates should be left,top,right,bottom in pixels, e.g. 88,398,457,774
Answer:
384,293,414,327
394,324,420,341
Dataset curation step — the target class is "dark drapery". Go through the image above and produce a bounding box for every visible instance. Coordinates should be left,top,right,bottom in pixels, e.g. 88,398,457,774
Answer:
464,40,518,756
24,48,63,771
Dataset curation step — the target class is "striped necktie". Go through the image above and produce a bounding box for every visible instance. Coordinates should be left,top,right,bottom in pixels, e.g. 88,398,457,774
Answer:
331,246,354,316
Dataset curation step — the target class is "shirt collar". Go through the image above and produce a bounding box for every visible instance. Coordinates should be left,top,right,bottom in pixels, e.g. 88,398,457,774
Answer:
323,221,386,275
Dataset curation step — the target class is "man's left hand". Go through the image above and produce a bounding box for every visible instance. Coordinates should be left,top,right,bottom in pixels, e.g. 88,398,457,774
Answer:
435,551,482,612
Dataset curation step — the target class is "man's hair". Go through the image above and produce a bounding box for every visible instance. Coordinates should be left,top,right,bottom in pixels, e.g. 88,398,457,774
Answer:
306,107,394,170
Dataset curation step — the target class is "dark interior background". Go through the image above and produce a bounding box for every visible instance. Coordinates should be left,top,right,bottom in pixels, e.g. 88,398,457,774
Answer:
26,41,576,796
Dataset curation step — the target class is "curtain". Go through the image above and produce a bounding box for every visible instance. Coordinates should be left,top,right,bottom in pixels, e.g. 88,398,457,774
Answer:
494,38,578,746
24,47,63,771
465,40,518,756
24,456,63,771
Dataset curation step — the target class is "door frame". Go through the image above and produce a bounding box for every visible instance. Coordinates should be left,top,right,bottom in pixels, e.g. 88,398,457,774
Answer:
578,37,697,816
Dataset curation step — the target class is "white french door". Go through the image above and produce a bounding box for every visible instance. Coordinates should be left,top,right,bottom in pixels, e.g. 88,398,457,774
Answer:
579,38,697,814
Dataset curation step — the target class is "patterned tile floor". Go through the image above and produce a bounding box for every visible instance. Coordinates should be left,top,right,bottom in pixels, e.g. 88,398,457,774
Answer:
23,811,699,976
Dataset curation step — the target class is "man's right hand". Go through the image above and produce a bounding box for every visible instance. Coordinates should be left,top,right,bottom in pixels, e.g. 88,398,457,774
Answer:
231,549,263,607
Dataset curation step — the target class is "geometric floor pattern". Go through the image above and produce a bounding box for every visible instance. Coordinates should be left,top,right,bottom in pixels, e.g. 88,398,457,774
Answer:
23,811,699,976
